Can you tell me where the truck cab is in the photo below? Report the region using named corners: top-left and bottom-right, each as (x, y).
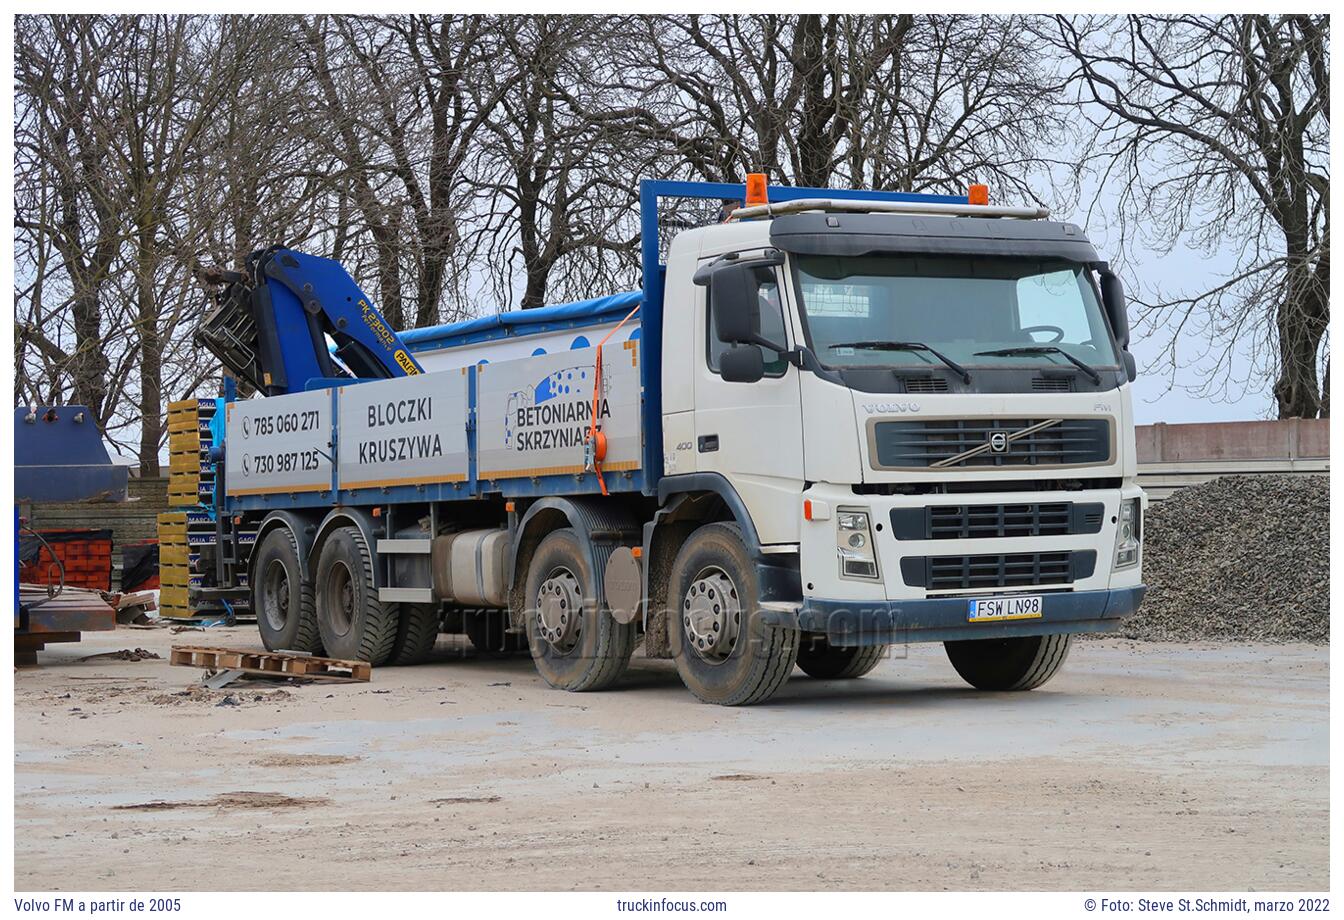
top-left (658, 197), bottom-right (1144, 676)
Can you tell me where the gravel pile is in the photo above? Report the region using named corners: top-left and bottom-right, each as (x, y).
top-left (1120, 474), bottom-right (1329, 644)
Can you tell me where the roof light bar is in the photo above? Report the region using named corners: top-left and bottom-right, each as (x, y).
top-left (726, 198), bottom-right (1049, 222)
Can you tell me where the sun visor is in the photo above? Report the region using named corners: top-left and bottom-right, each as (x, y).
top-left (769, 212), bottom-right (1100, 264)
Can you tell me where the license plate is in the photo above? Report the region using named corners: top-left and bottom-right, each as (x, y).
top-left (967, 595), bottom-right (1043, 622)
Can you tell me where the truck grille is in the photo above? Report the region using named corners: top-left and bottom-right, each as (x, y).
top-left (889, 501), bottom-right (1105, 540)
top-left (900, 550), bottom-right (1096, 589)
top-left (871, 418), bottom-right (1111, 469)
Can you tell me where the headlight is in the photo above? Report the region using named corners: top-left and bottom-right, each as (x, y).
top-left (1113, 498), bottom-right (1140, 569)
top-left (837, 509), bottom-right (879, 579)
top-left (837, 511), bottom-right (868, 530)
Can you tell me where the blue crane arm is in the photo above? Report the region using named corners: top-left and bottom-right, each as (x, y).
top-left (195, 246), bottom-right (422, 396)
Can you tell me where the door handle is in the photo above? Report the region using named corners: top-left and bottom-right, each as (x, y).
top-left (697, 435), bottom-right (719, 453)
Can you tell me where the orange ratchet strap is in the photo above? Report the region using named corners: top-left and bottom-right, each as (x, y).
top-left (588, 302), bottom-right (641, 496)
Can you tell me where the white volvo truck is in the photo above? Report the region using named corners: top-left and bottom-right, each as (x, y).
top-left (193, 178), bottom-right (1145, 705)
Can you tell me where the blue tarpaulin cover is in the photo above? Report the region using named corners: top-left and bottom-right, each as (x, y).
top-left (399, 291), bottom-right (641, 352)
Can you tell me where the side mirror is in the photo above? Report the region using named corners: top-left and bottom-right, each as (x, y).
top-left (719, 345), bottom-right (765, 383)
top-left (1122, 350), bottom-right (1137, 382)
top-left (1099, 269), bottom-right (1136, 381)
top-left (708, 264), bottom-right (762, 345)
top-left (1099, 270), bottom-right (1129, 349)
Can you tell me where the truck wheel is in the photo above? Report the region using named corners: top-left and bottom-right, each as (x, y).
top-left (668, 522), bottom-right (799, 706)
top-left (388, 603), bottom-right (440, 665)
top-left (944, 634), bottom-right (1073, 691)
top-left (795, 635), bottom-right (885, 679)
top-left (465, 610), bottom-right (526, 655)
top-left (525, 528), bottom-right (635, 691)
top-left (314, 526), bottom-right (397, 666)
top-left (253, 527), bottom-right (322, 654)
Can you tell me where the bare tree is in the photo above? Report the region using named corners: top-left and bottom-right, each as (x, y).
top-left (618, 15), bottom-right (1063, 198)
top-left (15, 16), bottom-right (133, 430)
top-left (296, 15), bottom-right (507, 327)
top-left (843, 16), bottom-right (1065, 199)
top-left (113, 16), bottom-right (268, 474)
top-left (16, 14), bottom-right (332, 468)
top-left (1049, 14), bottom-right (1329, 418)
top-left (466, 16), bottom-right (648, 308)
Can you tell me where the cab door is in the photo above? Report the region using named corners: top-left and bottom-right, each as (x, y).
top-left (692, 254), bottom-right (804, 545)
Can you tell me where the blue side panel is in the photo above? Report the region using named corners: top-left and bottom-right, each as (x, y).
top-left (228, 491), bottom-right (346, 514)
top-left (207, 398), bottom-right (225, 445)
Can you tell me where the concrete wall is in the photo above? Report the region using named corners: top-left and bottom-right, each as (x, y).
top-left (1135, 419), bottom-right (1329, 500)
top-left (1137, 418), bottom-right (1329, 463)
top-left (21, 475), bottom-right (170, 564)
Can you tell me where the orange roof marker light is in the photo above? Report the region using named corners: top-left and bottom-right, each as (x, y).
top-left (968, 183), bottom-right (990, 206)
top-left (745, 173), bottom-right (768, 207)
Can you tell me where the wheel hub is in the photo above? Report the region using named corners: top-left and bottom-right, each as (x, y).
top-left (262, 559), bottom-right (290, 632)
top-left (536, 568), bottom-right (582, 651)
top-left (683, 568), bottom-right (741, 661)
top-left (325, 561), bottom-right (354, 637)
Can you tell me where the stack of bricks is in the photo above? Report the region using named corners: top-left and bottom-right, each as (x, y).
top-left (19, 531), bottom-right (114, 593)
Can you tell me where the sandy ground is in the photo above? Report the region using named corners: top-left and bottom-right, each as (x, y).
top-left (13, 624), bottom-right (1327, 892)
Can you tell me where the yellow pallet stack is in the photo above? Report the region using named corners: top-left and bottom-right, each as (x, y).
top-left (157, 511), bottom-right (190, 618)
top-left (158, 398), bottom-right (222, 619)
top-left (167, 399), bottom-right (206, 506)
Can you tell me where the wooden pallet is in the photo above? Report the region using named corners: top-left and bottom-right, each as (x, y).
top-left (170, 645), bottom-right (371, 681)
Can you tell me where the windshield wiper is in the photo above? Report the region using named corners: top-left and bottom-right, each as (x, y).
top-left (827, 340), bottom-right (971, 384)
top-left (974, 346), bottom-right (1102, 384)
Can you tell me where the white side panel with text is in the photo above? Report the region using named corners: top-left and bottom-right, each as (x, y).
top-left (225, 391), bottom-right (332, 495)
top-left (476, 342), bottom-right (642, 481)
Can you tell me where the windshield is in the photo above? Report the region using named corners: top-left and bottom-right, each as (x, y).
top-left (795, 255), bottom-right (1120, 370)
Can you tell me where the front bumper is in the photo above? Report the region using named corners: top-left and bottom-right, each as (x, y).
top-left (797, 584), bottom-right (1146, 646)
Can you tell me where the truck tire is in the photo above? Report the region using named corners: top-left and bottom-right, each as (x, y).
top-left (314, 526), bottom-right (397, 666)
top-left (944, 633), bottom-right (1073, 691)
top-left (465, 610), bottom-right (527, 655)
top-left (253, 527), bottom-right (322, 654)
top-left (524, 528), bottom-right (635, 691)
top-left (668, 522), bottom-right (799, 706)
top-left (388, 603), bottom-right (440, 665)
top-left (795, 635), bottom-right (885, 679)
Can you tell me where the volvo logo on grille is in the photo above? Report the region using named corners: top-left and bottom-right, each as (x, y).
top-left (926, 418), bottom-right (1066, 468)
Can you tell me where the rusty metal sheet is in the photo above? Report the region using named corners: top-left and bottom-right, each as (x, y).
top-left (19, 585), bottom-right (116, 634)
